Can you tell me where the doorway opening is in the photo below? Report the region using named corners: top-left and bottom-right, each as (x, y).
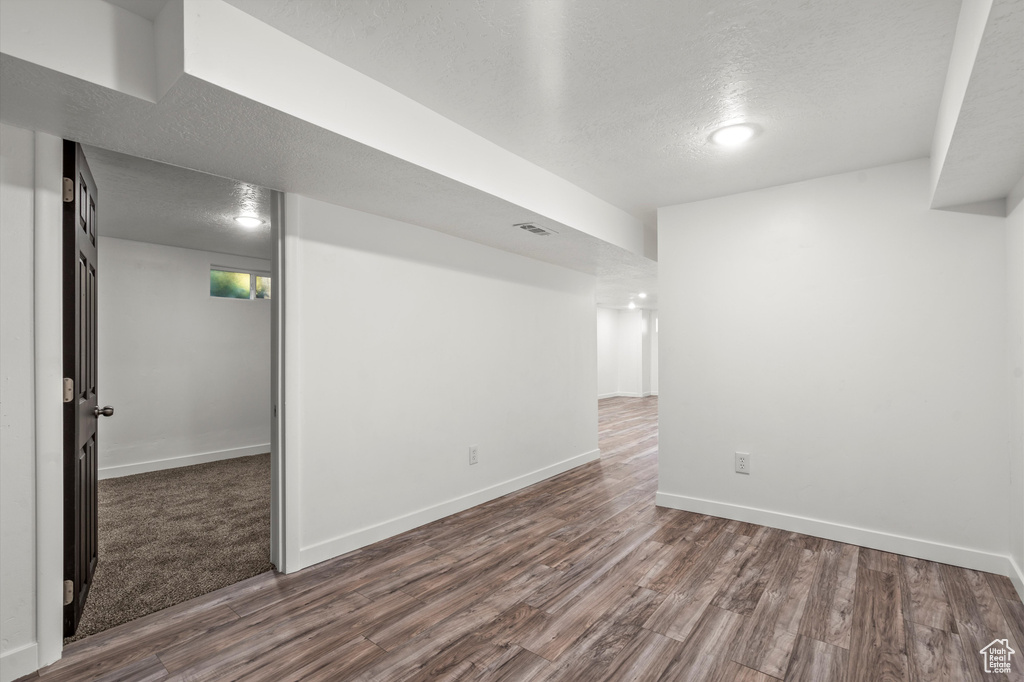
top-left (61, 141), bottom-right (283, 641)
top-left (596, 306), bottom-right (659, 401)
top-left (595, 305), bottom-right (658, 473)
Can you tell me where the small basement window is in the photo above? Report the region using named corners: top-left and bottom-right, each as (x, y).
top-left (210, 268), bottom-right (271, 300)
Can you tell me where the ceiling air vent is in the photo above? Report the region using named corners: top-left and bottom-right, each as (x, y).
top-left (515, 222), bottom-right (557, 236)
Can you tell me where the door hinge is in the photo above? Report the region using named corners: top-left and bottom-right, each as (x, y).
top-left (63, 378), bottom-right (74, 403)
top-left (63, 580), bottom-right (74, 606)
top-left (62, 177), bottom-right (74, 203)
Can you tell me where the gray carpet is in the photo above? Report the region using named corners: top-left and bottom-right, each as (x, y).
top-left (67, 453), bottom-right (274, 642)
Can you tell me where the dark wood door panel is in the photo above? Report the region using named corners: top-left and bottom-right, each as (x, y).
top-left (64, 140), bottom-right (100, 637)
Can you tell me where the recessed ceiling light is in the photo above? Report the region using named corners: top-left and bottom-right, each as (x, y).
top-left (638, 292), bottom-right (647, 299)
top-left (628, 301), bottom-right (636, 309)
top-left (234, 215), bottom-right (263, 228)
top-left (710, 123), bottom-right (759, 147)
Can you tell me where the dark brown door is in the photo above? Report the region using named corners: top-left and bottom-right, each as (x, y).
top-left (63, 140), bottom-right (107, 637)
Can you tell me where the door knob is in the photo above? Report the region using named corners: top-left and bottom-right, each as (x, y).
top-left (94, 406), bottom-right (114, 417)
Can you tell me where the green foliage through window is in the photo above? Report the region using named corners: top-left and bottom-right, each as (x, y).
top-left (255, 275), bottom-right (271, 299)
top-left (211, 269), bottom-right (271, 300)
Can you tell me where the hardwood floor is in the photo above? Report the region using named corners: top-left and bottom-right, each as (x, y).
top-left (25, 397), bottom-right (1023, 681)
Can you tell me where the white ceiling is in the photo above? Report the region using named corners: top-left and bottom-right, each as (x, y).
top-left (0, 56), bottom-right (658, 306)
top-left (83, 145), bottom-right (273, 260)
top-left (2, 0), bottom-right (1020, 310)
top-left (222, 0), bottom-right (964, 224)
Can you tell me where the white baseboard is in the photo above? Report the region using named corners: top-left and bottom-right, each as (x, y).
top-left (98, 444), bottom-right (271, 479)
top-left (656, 491), bottom-right (1016, 579)
top-left (1010, 556), bottom-right (1024, 603)
top-left (1, 642), bottom-right (38, 682)
top-left (298, 448), bottom-right (601, 570)
top-left (598, 392), bottom-right (619, 399)
top-left (598, 392), bottom-right (655, 399)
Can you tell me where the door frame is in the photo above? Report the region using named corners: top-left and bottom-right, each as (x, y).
top-left (269, 191), bottom-right (288, 571)
top-left (32, 135), bottom-right (291, 666)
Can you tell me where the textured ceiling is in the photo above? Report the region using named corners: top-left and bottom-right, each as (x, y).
top-left (4, 0), bottom-right (1015, 310)
top-left (932, 0), bottom-right (1024, 209)
top-left (83, 145), bottom-right (273, 260)
top-left (0, 57), bottom-right (654, 307)
top-left (223, 0), bottom-right (963, 224)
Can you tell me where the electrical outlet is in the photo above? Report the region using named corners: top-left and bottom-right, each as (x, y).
top-left (735, 452), bottom-right (750, 474)
top-left (469, 445), bottom-right (479, 465)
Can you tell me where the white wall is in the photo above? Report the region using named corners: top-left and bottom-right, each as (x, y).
top-left (641, 310), bottom-right (652, 397)
top-left (1008, 186), bottom-right (1024, 594)
top-left (650, 312), bottom-right (659, 396)
top-left (597, 307), bottom-right (619, 398)
top-left (658, 159), bottom-right (1012, 575)
top-left (0, 124), bottom-right (38, 681)
top-left (284, 195), bottom-right (599, 569)
top-left (597, 307), bottom-right (657, 399)
top-left (616, 310), bottom-right (643, 397)
top-left (97, 238), bottom-right (271, 478)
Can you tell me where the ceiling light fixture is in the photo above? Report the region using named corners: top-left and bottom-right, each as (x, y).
top-left (710, 123), bottom-right (759, 147)
top-left (234, 215), bottom-right (263, 228)
top-left (638, 292), bottom-right (647, 299)
top-left (628, 301), bottom-right (636, 309)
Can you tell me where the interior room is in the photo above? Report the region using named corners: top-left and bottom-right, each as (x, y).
top-left (0, 0), bottom-right (1021, 680)
top-left (597, 306), bottom-right (658, 399)
top-left (62, 146), bottom-right (275, 640)
top-left (87, 146), bottom-right (273, 482)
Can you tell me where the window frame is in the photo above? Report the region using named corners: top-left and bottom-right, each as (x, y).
top-left (210, 266), bottom-right (272, 300)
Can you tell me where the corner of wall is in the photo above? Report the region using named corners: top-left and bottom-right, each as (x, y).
top-left (658, 160), bottom-right (1015, 586)
top-left (929, 0), bottom-right (993, 204)
top-left (98, 444), bottom-right (271, 479)
top-left (154, 0), bottom-right (185, 99)
top-left (1009, 174), bottom-right (1024, 217)
top-left (1010, 556), bottom-right (1024, 603)
top-left (1006, 183), bottom-right (1024, 600)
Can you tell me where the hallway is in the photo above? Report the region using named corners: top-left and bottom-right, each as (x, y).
top-left (29, 397), bottom-right (1023, 681)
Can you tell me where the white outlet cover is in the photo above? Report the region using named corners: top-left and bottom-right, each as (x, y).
top-left (735, 452), bottom-right (750, 474)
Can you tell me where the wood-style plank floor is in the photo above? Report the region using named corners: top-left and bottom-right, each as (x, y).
top-left (25, 397), bottom-right (1023, 681)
